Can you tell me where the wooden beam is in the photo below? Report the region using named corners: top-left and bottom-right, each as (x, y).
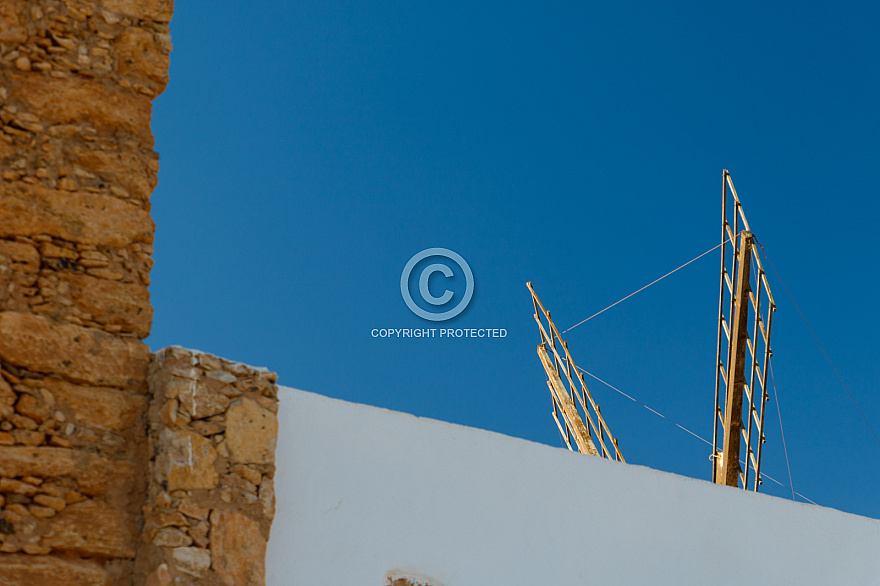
top-left (537, 344), bottom-right (599, 456)
top-left (713, 169), bottom-right (730, 483)
top-left (529, 281), bottom-right (622, 461)
top-left (718, 230), bottom-right (753, 487)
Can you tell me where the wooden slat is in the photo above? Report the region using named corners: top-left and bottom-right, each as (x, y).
top-left (548, 339), bottom-right (615, 460)
top-left (529, 282), bottom-right (623, 462)
top-left (727, 174), bottom-right (752, 233)
top-left (725, 224), bottom-right (737, 252)
top-left (756, 313), bottom-right (769, 345)
top-left (538, 298), bottom-right (620, 461)
top-left (753, 308), bottom-right (774, 491)
top-left (550, 399), bottom-right (573, 451)
top-left (761, 272), bottom-right (776, 307)
top-left (749, 289), bottom-right (759, 313)
top-left (718, 363), bottom-right (728, 387)
top-left (571, 368), bottom-right (621, 461)
top-left (714, 174), bottom-right (728, 484)
top-left (538, 345), bottom-right (599, 456)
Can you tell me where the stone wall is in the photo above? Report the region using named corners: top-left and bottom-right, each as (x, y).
top-left (139, 348), bottom-right (278, 585)
top-left (0, 1), bottom-right (170, 583)
top-left (0, 0), bottom-right (167, 337)
top-left (0, 1), bottom-right (280, 584)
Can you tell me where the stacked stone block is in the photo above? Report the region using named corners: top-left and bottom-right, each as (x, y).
top-left (0, 0), bottom-right (167, 338)
top-left (0, 1), bottom-right (171, 583)
top-left (0, 1), bottom-right (282, 583)
top-left (0, 318), bottom-right (149, 567)
top-left (139, 347), bottom-right (278, 586)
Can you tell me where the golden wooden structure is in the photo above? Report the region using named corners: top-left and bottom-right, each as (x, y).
top-left (713, 170), bottom-right (776, 490)
top-left (528, 282), bottom-right (624, 462)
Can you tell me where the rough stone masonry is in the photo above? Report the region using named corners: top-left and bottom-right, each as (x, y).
top-left (0, 1), bottom-right (279, 584)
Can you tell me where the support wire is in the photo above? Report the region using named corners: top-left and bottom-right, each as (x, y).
top-left (562, 239), bottom-right (729, 334)
top-left (754, 239), bottom-right (880, 452)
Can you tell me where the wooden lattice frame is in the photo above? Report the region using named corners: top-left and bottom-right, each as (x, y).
top-left (528, 282), bottom-right (624, 462)
top-left (713, 170), bottom-right (776, 491)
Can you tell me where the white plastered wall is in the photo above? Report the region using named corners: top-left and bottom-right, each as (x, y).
top-left (267, 387), bottom-right (880, 585)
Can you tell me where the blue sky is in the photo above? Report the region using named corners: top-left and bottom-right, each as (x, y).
top-left (148, 2), bottom-right (879, 518)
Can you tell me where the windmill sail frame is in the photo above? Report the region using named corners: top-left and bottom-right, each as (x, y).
top-left (528, 282), bottom-right (625, 462)
top-left (713, 170), bottom-right (776, 491)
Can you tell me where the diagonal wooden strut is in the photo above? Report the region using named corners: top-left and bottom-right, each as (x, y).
top-left (537, 344), bottom-right (599, 456)
top-left (528, 281), bottom-right (624, 462)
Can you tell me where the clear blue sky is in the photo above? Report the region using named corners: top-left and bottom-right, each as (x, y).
top-left (148, 2), bottom-right (879, 518)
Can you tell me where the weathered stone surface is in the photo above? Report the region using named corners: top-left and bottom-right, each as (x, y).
top-left (177, 382), bottom-right (231, 420)
top-left (231, 464), bottom-right (262, 487)
top-left (0, 1), bottom-right (27, 46)
top-left (72, 146), bottom-right (157, 203)
top-left (156, 428), bottom-right (218, 491)
top-left (259, 476), bottom-right (275, 520)
top-left (171, 546), bottom-right (212, 578)
top-left (190, 420), bottom-right (224, 436)
top-left (5, 502), bottom-right (28, 515)
top-left (177, 500), bottom-right (209, 521)
top-left (102, 0), bottom-right (174, 22)
top-left (143, 350), bottom-right (279, 585)
top-left (9, 414), bottom-right (37, 430)
top-left (206, 369), bottom-right (237, 384)
top-left (59, 273), bottom-right (153, 339)
top-left (188, 520), bottom-right (210, 548)
top-left (39, 243), bottom-right (79, 261)
top-left (43, 378), bottom-right (147, 434)
top-left (144, 563), bottom-right (171, 586)
top-left (0, 372), bottom-right (14, 419)
top-left (0, 0), bottom-right (171, 579)
top-left (41, 500), bottom-right (138, 558)
top-left (6, 71), bottom-right (154, 142)
top-left (0, 140), bottom-right (14, 161)
top-left (29, 503), bottom-right (57, 518)
top-left (226, 398), bottom-right (277, 465)
top-left (162, 377), bottom-right (194, 399)
top-left (152, 527), bottom-right (192, 547)
top-left (116, 27), bottom-right (171, 93)
top-left (0, 553), bottom-right (113, 586)
top-left (0, 447), bottom-right (134, 498)
top-left (14, 390), bottom-right (53, 423)
top-left (153, 511), bottom-right (187, 529)
top-left (157, 398), bottom-right (181, 426)
top-left (0, 183), bottom-right (154, 246)
top-left (0, 241), bottom-right (40, 273)
top-left (210, 509), bottom-right (266, 586)
top-left (12, 429), bottom-right (45, 446)
top-left (0, 477), bottom-right (39, 495)
top-left (0, 312), bottom-right (150, 389)
top-left (34, 494), bottom-right (67, 512)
